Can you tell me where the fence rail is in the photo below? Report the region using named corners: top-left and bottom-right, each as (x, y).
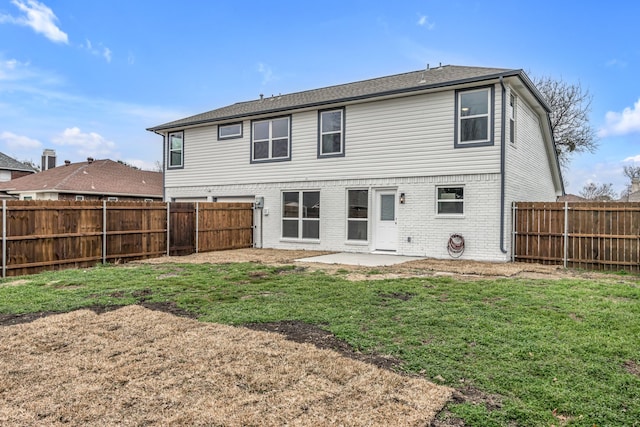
top-left (513, 202), bottom-right (640, 272)
top-left (0, 201), bottom-right (253, 277)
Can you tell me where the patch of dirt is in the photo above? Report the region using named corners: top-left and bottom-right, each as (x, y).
top-left (624, 360), bottom-right (640, 377)
top-left (245, 321), bottom-right (401, 372)
top-left (379, 291), bottom-right (415, 301)
top-left (0, 306), bottom-right (452, 426)
top-left (431, 386), bottom-right (503, 427)
top-left (132, 248), bottom-right (638, 283)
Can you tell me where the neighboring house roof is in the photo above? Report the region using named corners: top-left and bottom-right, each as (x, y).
top-left (0, 159), bottom-right (162, 198)
top-left (557, 194), bottom-right (589, 202)
top-left (0, 152), bottom-right (37, 173)
top-left (149, 65), bottom-right (547, 131)
top-left (628, 191), bottom-right (640, 202)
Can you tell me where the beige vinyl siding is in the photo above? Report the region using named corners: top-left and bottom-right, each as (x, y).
top-left (164, 87), bottom-right (502, 189)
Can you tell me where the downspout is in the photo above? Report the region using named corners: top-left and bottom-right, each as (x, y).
top-left (499, 77), bottom-right (508, 254)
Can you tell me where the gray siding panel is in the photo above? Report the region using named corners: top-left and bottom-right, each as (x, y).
top-left (165, 88), bottom-right (502, 189)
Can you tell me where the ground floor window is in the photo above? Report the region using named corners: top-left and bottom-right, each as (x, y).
top-left (437, 187), bottom-right (464, 214)
top-left (347, 189), bottom-right (368, 240)
top-left (282, 191), bottom-right (320, 239)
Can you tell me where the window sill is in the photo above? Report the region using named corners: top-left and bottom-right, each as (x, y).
top-left (280, 238), bottom-right (321, 244)
top-left (345, 240), bottom-right (369, 246)
top-left (435, 214), bottom-right (466, 219)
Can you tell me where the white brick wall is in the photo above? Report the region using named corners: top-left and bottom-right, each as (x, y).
top-left (166, 173), bottom-right (508, 261)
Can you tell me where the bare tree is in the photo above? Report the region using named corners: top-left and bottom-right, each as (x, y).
top-left (20, 159), bottom-right (41, 172)
top-left (532, 76), bottom-right (597, 167)
top-left (579, 182), bottom-right (617, 201)
top-left (620, 165), bottom-right (640, 200)
top-left (623, 165), bottom-right (640, 181)
top-left (154, 160), bottom-right (163, 172)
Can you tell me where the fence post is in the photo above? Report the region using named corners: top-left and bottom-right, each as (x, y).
top-left (511, 202), bottom-right (516, 262)
top-left (166, 202), bottom-right (170, 256)
top-left (563, 201), bottom-right (568, 268)
top-left (2, 200), bottom-right (5, 278)
top-left (195, 202), bottom-right (199, 253)
top-left (102, 200), bottom-right (107, 264)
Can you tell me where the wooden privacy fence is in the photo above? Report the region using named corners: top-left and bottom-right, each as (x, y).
top-left (1, 201), bottom-right (253, 277)
top-left (513, 202), bottom-right (640, 272)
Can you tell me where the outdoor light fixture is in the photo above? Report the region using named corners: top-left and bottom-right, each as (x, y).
top-left (400, 193), bottom-right (406, 204)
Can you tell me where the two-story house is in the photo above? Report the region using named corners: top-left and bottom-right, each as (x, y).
top-left (148, 65), bottom-right (563, 261)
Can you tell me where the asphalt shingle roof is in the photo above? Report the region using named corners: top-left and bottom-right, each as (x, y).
top-left (0, 152), bottom-right (37, 172)
top-left (148, 65), bottom-right (521, 131)
top-left (0, 159), bottom-right (162, 197)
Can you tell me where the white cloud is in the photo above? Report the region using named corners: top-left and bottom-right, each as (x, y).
top-left (257, 62), bottom-right (275, 85)
top-left (0, 131), bottom-right (42, 149)
top-left (599, 98), bottom-right (640, 137)
top-left (103, 47), bottom-right (112, 63)
top-left (52, 127), bottom-right (117, 158)
top-left (81, 39), bottom-right (113, 63)
top-left (127, 52), bottom-right (135, 65)
top-left (417, 14), bottom-right (435, 30)
top-left (605, 58), bottom-right (627, 68)
top-left (624, 155), bottom-right (640, 162)
top-left (0, 0), bottom-right (68, 44)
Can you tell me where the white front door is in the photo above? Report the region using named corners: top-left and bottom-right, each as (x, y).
top-left (374, 190), bottom-right (397, 251)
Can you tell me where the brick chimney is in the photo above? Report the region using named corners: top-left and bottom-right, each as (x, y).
top-left (41, 149), bottom-right (56, 171)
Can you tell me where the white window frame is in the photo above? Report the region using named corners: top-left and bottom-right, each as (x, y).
top-left (75, 195), bottom-right (85, 201)
top-left (107, 197), bottom-right (118, 201)
top-left (281, 190), bottom-right (320, 240)
top-left (318, 108), bottom-right (344, 157)
top-left (455, 87), bottom-right (493, 147)
top-left (167, 131), bottom-right (184, 168)
top-left (346, 189), bottom-right (368, 242)
top-left (436, 186), bottom-right (464, 215)
top-left (251, 116), bottom-right (291, 163)
top-left (218, 122), bottom-right (243, 140)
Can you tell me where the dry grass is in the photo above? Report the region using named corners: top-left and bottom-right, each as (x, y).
top-left (0, 305), bottom-right (452, 426)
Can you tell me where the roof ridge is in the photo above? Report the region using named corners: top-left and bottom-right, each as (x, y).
top-left (148, 65), bottom-right (518, 131)
top-left (55, 161), bottom-right (92, 189)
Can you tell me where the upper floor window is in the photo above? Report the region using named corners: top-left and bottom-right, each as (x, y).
top-left (251, 117), bottom-right (291, 163)
top-left (218, 122), bottom-right (243, 140)
top-left (318, 108), bottom-right (344, 157)
top-left (509, 93), bottom-right (516, 144)
top-left (167, 131), bottom-right (184, 168)
top-left (455, 87), bottom-right (494, 147)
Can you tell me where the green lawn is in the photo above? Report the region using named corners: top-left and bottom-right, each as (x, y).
top-left (1, 262), bottom-right (638, 426)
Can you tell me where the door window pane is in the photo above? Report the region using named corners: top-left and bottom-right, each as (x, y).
top-left (380, 194), bottom-right (395, 221)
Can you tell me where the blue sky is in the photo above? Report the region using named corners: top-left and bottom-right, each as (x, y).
top-left (1, 0), bottom-right (639, 195)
